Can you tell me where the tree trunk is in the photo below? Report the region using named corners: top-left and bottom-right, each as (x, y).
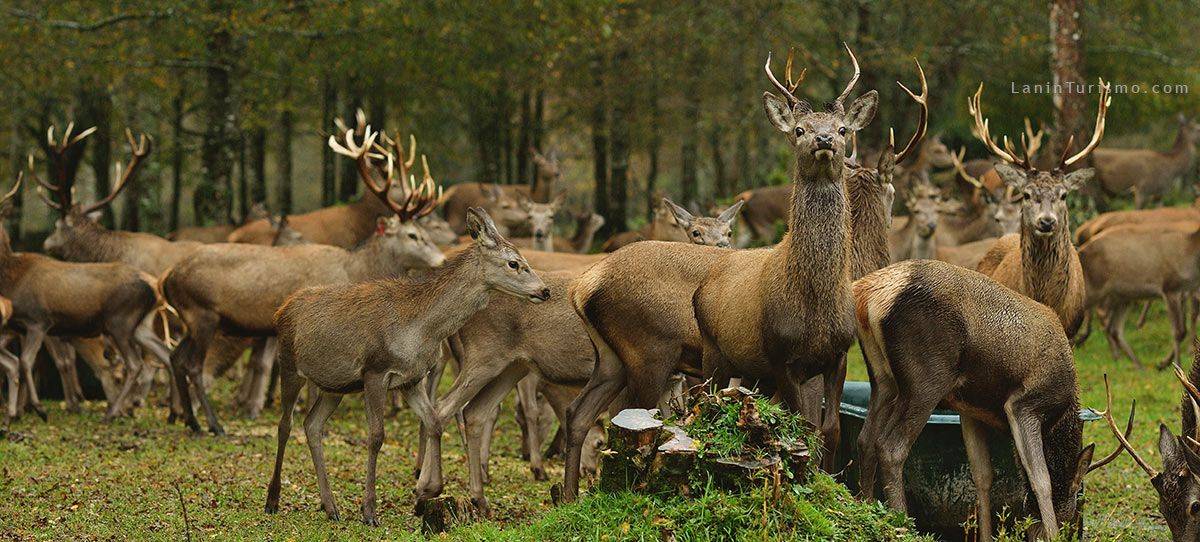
top-left (278, 107), bottom-right (294, 214)
top-left (7, 122), bottom-right (23, 243)
top-left (518, 90), bottom-right (532, 185)
top-left (79, 85), bottom-right (113, 228)
top-left (248, 127), bottom-right (267, 209)
top-left (609, 28), bottom-right (634, 233)
top-left (169, 90), bottom-right (185, 231)
top-left (589, 55), bottom-right (610, 234)
top-left (338, 77), bottom-right (363, 202)
top-left (709, 125), bottom-right (729, 199)
top-left (196, 0), bottom-right (236, 226)
top-left (532, 89), bottom-right (546, 152)
top-left (1049, 0), bottom-right (1087, 166)
top-left (320, 76), bottom-right (337, 206)
top-left (646, 95), bottom-right (661, 222)
top-left (236, 131), bottom-right (248, 222)
top-left (369, 93), bottom-right (387, 136)
top-left (681, 114), bottom-right (699, 207)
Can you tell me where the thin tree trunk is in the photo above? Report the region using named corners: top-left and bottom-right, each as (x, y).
top-left (589, 56), bottom-right (610, 232)
top-left (278, 107), bottom-right (294, 214)
top-left (79, 86), bottom-right (113, 228)
top-left (7, 122), bottom-right (22, 243)
top-left (369, 93), bottom-right (387, 136)
top-left (169, 90), bottom-right (184, 231)
top-left (1049, 0), bottom-right (1088, 165)
top-left (320, 76), bottom-right (336, 206)
top-left (236, 131), bottom-right (248, 222)
top-left (248, 127), bottom-right (267, 208)
top-left (196, 0), bottom-right (236, 226)
top-left (518, 90), bottom-right (532, 186)
top-left (709, 124), bottom-right (729, 199)
top-left (681, 114), bottom-right (699, 207)
top-left (338, 77), bottom-right (363, 202)
top-left (532, 89), bottom-right (546, 151)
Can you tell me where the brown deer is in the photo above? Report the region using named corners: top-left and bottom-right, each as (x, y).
top-left (602, 197), bottom-right (743, 251)
top-left (0, 174), bottom-right (165, 421)
top-left (513, 192), bottom-right (567, 252)
top-left (439, 148), bottom-right (561, 236)
top-left (1092, 113), bottom-right (1200, 208)
top-left (162, 127), bottom-right (445, 434)
top-left (169, 202), bottom-right (271, 243)
top-left (970, 81), bottom-right (1111, 336)
top-left (1098, 364), bottom-right (1200, 542)
top-left (946, 147), bottom-right (1023, 243)
top-left (1077, 221), bottom-right (1200, 369)
top-left (1075, 205), bottom-right (1200, 247)
top-left (265, 207), bottom-right (549, 526)
top-left (561, 50), bottom-right (924, 500)
top-left (854, 259), bottom-right (1104, 540)
top-left (888, 178), bottom-right (957, 262)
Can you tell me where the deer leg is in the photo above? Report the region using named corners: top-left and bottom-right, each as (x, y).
top-left (0, 343), bottom-right (19, 423)
top-left (18, 326), bottom-right (47, 421)
top-left (243, 338), bottom-right (277, 420)
top-left (106, 335), bottom-right (148, 420)
top-left (516, 374), bottom-right (549, 481)
top-left (186, 320), bottom-right (225, 435)
top-left (1004, 401), bottom-right (1058, 538)
top-left (478, 401), bottom-right (500, 485)
top-left (169, 337), bottom-right (204, 434)
top-left (44, 338), bottom-right (80, 414)
top-left (818, 355), bottom-right (848, 471)
top-left (1160, 292), bottom-right (1186, 370)
top-left (1106, 302), bottom-right (1142, 368)
top-left (960, 416), bottom-right (995, 541)
top-left (134, 318), bottom-right (176, 418)
top-left (562, 341), bottom-right (627, 502)
top-left (304, 390), bottom-right (344, 521)
top-left (1135, 300), bottom-right (1153, 329)
top-left (75, 338), bottom-right (120, 405)
top-left (361, 374), bottom-right (389, 526)
top-left (400, 374), bottom-right (442, 515)
top-left (235, 340), bottom-right (263, 410)
top-left (462, 363), bottom-right (527, 517)
top-left (264, 350), bottom-right (302, 515)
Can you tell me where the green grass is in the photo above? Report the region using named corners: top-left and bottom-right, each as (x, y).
top-left (0, 304), bottom-right (1183, 540)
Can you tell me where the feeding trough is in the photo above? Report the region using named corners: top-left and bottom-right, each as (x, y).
top-left (834, 381), bottom-right (1101, 540)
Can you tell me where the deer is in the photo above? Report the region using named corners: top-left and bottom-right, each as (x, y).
top-left (265, 207), bottom-right (550, 526)
top-left (162, 126), bottom-right (445, 434)
top-left (1075, 221), bottom-right (1200, 369)
top-left (439, 147), bottom-right (562, 235)
top-left (0, 173), bottom-right (167, 421)
top-left (888, 178), bottom-right (957, 262)
top-left (853, 259), bottom-right (1111, 541)
top-left (512, 192), bottom-right (567, 252)
top-left (170, 202), bottom-right (271, 243)
top-left (1092, 113), bottom-right (1200, 209)
top-left (602, 197), bottom-right (743, 252)
top-left (945, 147), bottom-right (1023, 243)
top-left (1075, 205), bottom-right (1200, 247)
top-left (1098, 362), bottom-right (1200, 542)
top-left (561, 49), bottom-right (925, 500)
top-left (970, 80), bottom-right (1111, 337)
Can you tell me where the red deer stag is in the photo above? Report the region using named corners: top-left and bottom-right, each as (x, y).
top-left (162, 126), bottom-right (445, 434)
top-left (971, 81), bottom-right (1111, 336)
top-left (854, 259), bottom-right (1105, 540)
top-left (265, 208), bottom-right (549, 525)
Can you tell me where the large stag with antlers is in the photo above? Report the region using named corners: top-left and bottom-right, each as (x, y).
top-left (561, 48), bottom-right (926, 500)
top-left (161, 126), bottom-right (445, 434)
top-left (854, 259), bottom-right (1110, 540)
top-left (971, 81), bottom-right (1111, 336)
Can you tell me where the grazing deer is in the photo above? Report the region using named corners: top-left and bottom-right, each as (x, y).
top-left (970, 81), bottom-right (1111, 336)
top-left (1099, 363), bottom-right (1200, 542)
top-left (1092, 113), bottom-right (1200, 208)
top-left (162, 127), bottom-right (445, 434)
top-left (170, 202), bottom-right (271, 243)
top-left (854, 259), bottom-right (1104, 540)
top-left (439, 148), bottom-right (561, 235)
top-left (888, 178), bottom-right (957, 262)
top-left (1, 174), bottom-right (165, 421)
top-left (602, 197), bottom-right (743, 251)
top-left (1077, 221), bottom-right (1200, 369)
top-left (265, 207), bottom-right (549, 525)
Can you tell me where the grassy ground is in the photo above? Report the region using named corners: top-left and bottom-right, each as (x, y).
top-left (0, 305), bottom-right (1182, 540)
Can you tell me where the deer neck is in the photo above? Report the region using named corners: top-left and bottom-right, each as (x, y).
top-left (845, 169), bottom-right (892, 279)
top-left (912, 231), bottom-right (937, 260)
top-left (772, 160), bottom-right (851, 310)
top-left (55, 223), bottom-right (125, 263)
top-left (534, 233), bottom-right (554, 252)
top-left (408, 248), bottom-right (492, 342)
top-left (1019, 218), bottom-right (1072, 307)
top-left (1168, 127), bottom-right (1197, 171)
top-left (345, 236), bottom-right (407, 281)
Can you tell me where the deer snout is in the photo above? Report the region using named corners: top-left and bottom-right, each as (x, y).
top-left (534, 229), bottom-right (546, 240)
top-left (529, 287), bottom-right (551, 303)
top-left (814, 134), bottom-right (835, 149)
top-left (1035, 215), bottom-right (1057, 234)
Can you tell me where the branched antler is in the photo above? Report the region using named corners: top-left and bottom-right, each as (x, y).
top-left (329, 126), bottom-right (440, 222)
top-left (79, 129), bottom-right (152, 216)
top-left (1096, 373), bottom-right (1158, 477)
top-left (833, 43), bottom-right (860, 114)
top-left (1058, 78), bottom-right (1112, 170)
top-left (891, 59), bottom-right (928, 165)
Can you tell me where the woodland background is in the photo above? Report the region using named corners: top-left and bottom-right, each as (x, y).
top-left (0, 1), bottom-right (1196, 244)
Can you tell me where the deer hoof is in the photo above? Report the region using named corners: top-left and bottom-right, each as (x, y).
top-left (209, 425), bottom-right (226, 437)
top-left (34, 407), bottom-right (48, 423)
top-left (325, 507), bottom-right (341, 522)
top-left (470, 497), bottom-right (492, 518)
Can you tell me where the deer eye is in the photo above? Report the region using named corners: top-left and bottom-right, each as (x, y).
top-left (408, 233), bottom-right (418, 241)
top-left (1190, 501), bottom-right (1200, 515)
top-left (794, 127), bottom-right (805, 137)
top-left (507, 260), bottom-right (519, 270)
top-left (692, 230), bottom-right (701, 237)
top-left (838, 126), bottom-right (847, 136)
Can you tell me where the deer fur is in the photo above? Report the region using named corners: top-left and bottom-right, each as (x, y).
top-left (1075, 205), bottom-right (1200, 247)
top-left (1092, 114), bottom-right (1200, 208)
top-left (1078, 221), bottom-right (1200, 369)
top-left (170, 203), bottom-right (271, 243)
top-left (854, 259), bottom-right (1095, 540)
top-left (935, 237), bottom-right (1000, 270)
top-left (888, 180), bottom-right (951, 262)
top-left (265, 208), bottom-right (549, 525)
top-left (440, 149), bottom-right (560, 235)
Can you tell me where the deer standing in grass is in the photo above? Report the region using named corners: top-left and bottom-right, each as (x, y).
top-left (265, 207), bottom-right (550, 526)
top-left (1092, 113), bottom-right (1200, 209)
top-left (162, 126), bottom-right (445, 434)
top-left (971, 81), bottom-right (1111, 337)
top-left (854, 259), bottom-right (1108, 540)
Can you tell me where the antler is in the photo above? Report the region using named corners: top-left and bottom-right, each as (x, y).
top-left (833, 43), bottom-right (860, 113)
top-left (1096, 373), bottom-right (1159, 477)
top-left (967, 84), bottom-right (1026, 167)
top-left (891, 59), bottom-right (928, 164)
top-left (1059, 78), bottom-right (1112, 169)
top-left (1174, 362), bottom-right (1200, 442)
top-left (1, 172), bottom-right (22, 208)
top-left (36, 123), bottom-right (98, 211)
top-left (329, 127), bottom-right (440, 222)
top-left (79, 129), bottom-right (152, 216)
top-left (950, 147), bottom-right (985, 190)
top-left (764, 50), bottom-right (809, 112)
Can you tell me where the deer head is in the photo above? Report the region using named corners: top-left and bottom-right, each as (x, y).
top-left (661, 196), bottom-right (742, 248)
top-left (418, 213), bottom-right (459, 246)
top-left (904, 179), bottom-right (950, 240)
top-left (481, 185), bottom-right (530, 233)
top-left (518, 191), bottom-right (565, 248)
top-left (268, 214), bottom-right (307, 247)
top-left (465, 207), bottom-right (549, 303)
top-left (921, 135), bottom-right (955, 169)
top-left (968, 81), bottom-right (1110, 239)
top-left (762, 45), bottom-right (879, 180)
top-left (531, 148), bottom-right (563, 191)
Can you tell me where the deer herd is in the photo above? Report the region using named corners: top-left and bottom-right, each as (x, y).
top-left (2, 46), bottom-right (1200, 540)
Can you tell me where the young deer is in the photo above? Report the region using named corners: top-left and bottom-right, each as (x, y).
top-left (971, 81), bottom-right (1111, 336)
top-left (265, 208), bottom-right (549, 526)
top-left (163, 127), bottom-right (445, 434)
top-left (854, 259), bottom-right (1104, 540)
top-left (513, 192), bottom-right (567, 252)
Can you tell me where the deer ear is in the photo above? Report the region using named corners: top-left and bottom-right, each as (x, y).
top-left (466, 207), bottom-right (500, 248)
top-left (1063, 168), bottom-right (1095, 192)
top-left (1161, 424), bottom-right (1185, 468)
top-left (843, 90), bottom-right (879, 132)
top-left (1069, 443), bottom-right (1095, 496)
top-left (516, 191), bottom-right (534, 212)
top-left (717, 199), bottom-right (744, 225)
top-left (483, 184), bottom-right (502, 202)
top-left (662, 197), bottom-right (695, 228)
top-left (993, 163), bottom-right (1028, 191)
top-left (763, 92), bottom-right (795, 133)
top-left (551, 192), bottom-right (566, 209)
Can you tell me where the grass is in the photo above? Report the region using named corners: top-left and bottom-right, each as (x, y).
top-left (0, 303), bottom-right (1184, 540)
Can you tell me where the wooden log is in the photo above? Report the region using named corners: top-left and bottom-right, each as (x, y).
top-left (598, 408), bottom-right (664, 492)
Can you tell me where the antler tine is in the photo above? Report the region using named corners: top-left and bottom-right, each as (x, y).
top-left (1173, 362), bottom-right (1200, 441)
top-left (784, 47), bottom-right (805, 94)
top-left (1, 172), bottom-right (22, 206)
top-left (35, 186), bottom-right (61, 211)
top-left (951, 147), bottom-right (985, 189)
top-left (1089, 398), bottom-right (1137, 473)
top-left (26, 153), bottom-right (60, 193)
top-left (71, 126), bottom-right (98, 146)
top-left (1024, 118), bottom-right (1045, 158)
top-left (893, 59), bottom-right (928, 164)
top-left (834, 43), bottom-right (861, 112)
top-left (1097, 373), bottom-right (1159, 477)
top-left (764, 52), bottom-right (801, 108)
top-left (967, 83), bottom-right (1019, 164)
top-left (80, 131), bottom-right (153, 216)
top-left (1062, 78), bottom-right (1112, 167)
